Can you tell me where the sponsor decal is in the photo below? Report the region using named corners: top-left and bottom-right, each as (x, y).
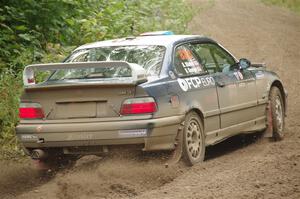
top-left (21, 134), bottom-right (38, 141)
top-left (176, 46), bottom-right (203, 74)
top-left (233, 71), bottom-right (244, 80)
top-left (238, 71), bottom-right (244, 80)
top-left (178, 49), bottom-right (193, 60)
top-left (118, 129), bottom-right (147, 138)
top-left (177, 76), bottom-right (215, 91)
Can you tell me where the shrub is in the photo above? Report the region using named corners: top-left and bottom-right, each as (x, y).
top-left (0, 69), bottom-right (23, 158)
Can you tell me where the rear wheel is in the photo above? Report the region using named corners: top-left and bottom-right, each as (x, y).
top-left (182, 112), bottom-right (205, 166)
top-left (269, 86), bottom-right (285, 140)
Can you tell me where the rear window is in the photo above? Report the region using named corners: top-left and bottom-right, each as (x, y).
top-left (48, 45), bottom-right (165, 81)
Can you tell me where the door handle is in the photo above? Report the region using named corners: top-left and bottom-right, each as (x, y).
top-left (216, 81), bottom-right (225, 87)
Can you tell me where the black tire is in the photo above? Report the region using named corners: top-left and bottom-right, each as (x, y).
top-left (182, 112), bottom-right (205, 166)
top-left (269, 86), bottom-right (285, 141)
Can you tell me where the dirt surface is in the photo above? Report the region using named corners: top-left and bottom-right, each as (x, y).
top-left (1, 0), bottom-right (300, 198)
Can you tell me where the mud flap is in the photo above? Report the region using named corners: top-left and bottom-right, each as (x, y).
top-left (264, 100), bottom-right (273, 138)
top-left (165, 122), bottom-right (184, 166)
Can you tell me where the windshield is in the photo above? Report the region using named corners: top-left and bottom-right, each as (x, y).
top-left (48, 45), bottom-right (165, 81)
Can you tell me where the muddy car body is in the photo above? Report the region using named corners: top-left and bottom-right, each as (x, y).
top-left (16, 32), bottom-right (287, 165)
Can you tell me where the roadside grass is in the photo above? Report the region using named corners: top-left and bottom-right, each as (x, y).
top-left (262, 0), bottom-right (300, 13)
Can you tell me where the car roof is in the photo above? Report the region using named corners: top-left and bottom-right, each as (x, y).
top-left (75, 35), bottom-right (214, 51)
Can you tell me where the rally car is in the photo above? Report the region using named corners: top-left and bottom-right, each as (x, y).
top-left (16, 31), bottom-right (287, 166)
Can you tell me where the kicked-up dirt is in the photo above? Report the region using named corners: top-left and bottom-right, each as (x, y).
top-left (1, 0), bottom-right (300, 198)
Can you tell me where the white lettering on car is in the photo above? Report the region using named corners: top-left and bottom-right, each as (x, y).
top-left (206, 77), bottom-right (213, 85)
top-left (178, 78), bottom-right (189, 92)
top-left (118, 129), bottom-right (147, 138)
top-left (177, 76), bottom-right (215, 91)
top-left (233, 71), bottom-right (244, 80)
top-left (186, 78), bottom-right (193, 88)
top-left (201, 78), bottom-right (208, 86)
top-left (21, 134), bottom-right (38, 140)
top-left (191, 77), bottom-right (199, 88)
top-left (195, 77), bottom-right (202, 87)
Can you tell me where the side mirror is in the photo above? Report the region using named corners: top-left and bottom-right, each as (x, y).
top-left (239, 58), bottom-right (251, 70)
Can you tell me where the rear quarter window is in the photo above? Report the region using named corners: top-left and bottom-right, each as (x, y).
top-left (174, 44), bottom-right (206, 76)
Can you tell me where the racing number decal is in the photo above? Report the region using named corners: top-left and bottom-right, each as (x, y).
top-left (177, 48), bottom-right (203, 74)
top-left (178, 76), bottom-right (215, 92)
top-left (178, 49), bottom-right (193, 60)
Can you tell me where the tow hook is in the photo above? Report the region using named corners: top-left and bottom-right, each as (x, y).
top-left (37, 138), bottom-right (45, 143)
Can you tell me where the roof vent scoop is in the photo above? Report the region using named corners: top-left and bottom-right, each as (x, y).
top-left (140, 31), bottom-right (174, 36)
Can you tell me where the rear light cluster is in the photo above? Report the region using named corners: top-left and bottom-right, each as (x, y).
top-left (19, 103), bottom-right (44, 119)
top-left (120, 97), bottom-right (157, 115)
top-left (19, 98), bottom-right (157, 119)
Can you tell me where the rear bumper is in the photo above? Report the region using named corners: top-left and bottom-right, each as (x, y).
top-left (16, 115), bottom-right (184, 152)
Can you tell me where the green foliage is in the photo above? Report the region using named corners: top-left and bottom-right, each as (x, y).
top-left (73, 0), bottom-right (193, 43)
top-left (0, 71), bottom-right (20, 134)
top-left (0, 69), bottom-right (24, 158)
top-left (0, 0), bottom-right (193, 158)
top-left (262, 0), bottom-right (300, 13)
top-left (0, 0), bottom-right (193, 71)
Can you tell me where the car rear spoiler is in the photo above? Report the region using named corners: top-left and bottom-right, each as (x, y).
top-left (23, 61), bottom-right (147, 87)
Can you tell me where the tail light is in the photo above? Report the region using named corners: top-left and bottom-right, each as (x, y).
top-left (19, 103), bottom-right (44, 119)
top-left (120, 97), bottom-right (157, 115)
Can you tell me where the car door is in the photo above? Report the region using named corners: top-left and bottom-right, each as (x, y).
top-left (192, 42), bottom-right (258, 132)
top-left (166, 42), bottom-right (220, 144)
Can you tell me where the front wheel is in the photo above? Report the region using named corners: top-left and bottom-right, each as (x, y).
top-left (182, 112), bottom-right (205, 166)
top-left (269, 86), bottom-right (285, 140)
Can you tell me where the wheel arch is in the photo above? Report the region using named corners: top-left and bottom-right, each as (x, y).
top-left (187, 108), bottom-right (205, 126)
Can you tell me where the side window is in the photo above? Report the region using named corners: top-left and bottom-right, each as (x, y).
top-left (174, 44), bottom-right (205, 76)
top-left (211, 45), bottom-right (236, 73)
top-left (192, 44), bottom-right (217, 74)
top-left (192, 43), bottom-right (236, 74)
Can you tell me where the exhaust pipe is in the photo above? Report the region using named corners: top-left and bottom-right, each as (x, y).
top-left (31, 149), bottom-right (47, 160)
